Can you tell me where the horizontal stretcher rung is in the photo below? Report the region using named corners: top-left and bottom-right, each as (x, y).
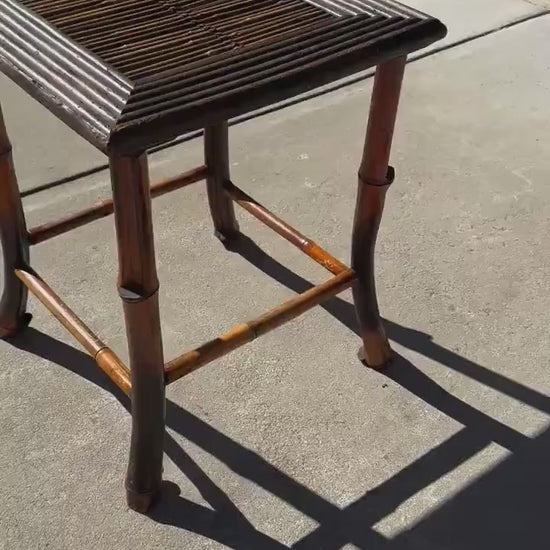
top-left (15, 268), bottom-right (131, 395)
top-left (27, 165), bottom-right (208, 245)
top-left (165, 268), bottom-right (356, 384)
top-left (224, 180), bottom-right (348, 275)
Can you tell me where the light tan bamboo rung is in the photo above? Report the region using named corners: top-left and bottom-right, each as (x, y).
top-left (15, 268), bottom-right (131, 395)
top-left (27, 165), bottom-right (208, 245)
top-left (224, 181), bottom-right (348, 275)
top-left (165, 268), bottom-right (356, 384)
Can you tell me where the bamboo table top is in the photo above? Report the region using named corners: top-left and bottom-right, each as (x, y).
top-left (0, 0), bottom-right (445, 153)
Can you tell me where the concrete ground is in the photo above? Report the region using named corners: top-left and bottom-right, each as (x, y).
top-left (1, 2), bottom-right (550, 549)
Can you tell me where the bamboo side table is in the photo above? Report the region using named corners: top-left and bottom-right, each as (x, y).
top-left (0, 0), bottom-right (446, 512)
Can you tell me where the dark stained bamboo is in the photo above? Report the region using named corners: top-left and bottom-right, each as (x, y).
top-left (165, 268), bottom-right (356, 384)
top-left (16, 268), bottom-right (103, 354)
top-left (110, 152), bottom-right (165, 514)
top-left (204, 122), bottom-right (240, 244)
top-left (14, 267), bottom-right (131, 395)
top-left (225, 180), bottom-right (348, 275)
top-left (27, 165), bottom-right (208, 245)
top-left (0, 104), bottom-right (29, 337)
top-left (352, 56), bottom-right (406, 368)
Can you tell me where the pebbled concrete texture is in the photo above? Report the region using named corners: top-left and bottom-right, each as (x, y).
top-left (1, 7), bottom-right (550, 550)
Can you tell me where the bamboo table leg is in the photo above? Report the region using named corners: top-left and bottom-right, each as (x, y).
top-left (0, 104), bottom-right (29, 337)
top-left (204, 121), bottom-right (240, 244)
top-left (110, 153), bottom-right (165, 513)
top-left (352, 56), bottom-right (406, 368)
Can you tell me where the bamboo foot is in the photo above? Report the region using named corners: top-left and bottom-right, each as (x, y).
top-left (357, 331), bottom-right (393, 370)
top-left (0, 312), bottom-right (32, 339)
top-left (213, 228), bottom-right (241, 248)
top-left (126, 487), bottom-right (159, 514)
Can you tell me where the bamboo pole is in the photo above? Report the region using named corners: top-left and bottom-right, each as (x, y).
top-left (165, 268), bottom-right (356, 384)
top-left (27, 165), bottom-right (208, 245)
top-left (205, 122), bottom-right (239, 243)
top-left (15, 268), bottom-right (131, 395)
top-left (110, 152), bottom-right (165, 514)
top-left (225, 181), bottom-right (348, 275)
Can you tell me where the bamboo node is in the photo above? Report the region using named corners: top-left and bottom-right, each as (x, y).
top-left (358, 165), bottom-right (395, 187)
top-left (118, 284), bottom-right (160, 304)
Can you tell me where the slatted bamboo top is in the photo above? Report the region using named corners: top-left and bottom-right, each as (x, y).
top-left (0, 0), bottom-right (446, 152)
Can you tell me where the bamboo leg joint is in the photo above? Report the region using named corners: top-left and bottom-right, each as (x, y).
top-left (118, 285), bottom-right (160, 304)
top-left (358, 165), bottom-right (395, 188)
